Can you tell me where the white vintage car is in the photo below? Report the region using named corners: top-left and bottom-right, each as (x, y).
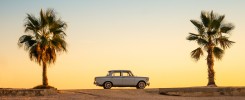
top-left (94, 70), bottom-right (150, 89)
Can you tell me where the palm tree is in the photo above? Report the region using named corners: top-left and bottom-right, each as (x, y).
top-left (18, 9), bottom-right (67, 88)
top-left (187, 11), bottom-right (234, 87)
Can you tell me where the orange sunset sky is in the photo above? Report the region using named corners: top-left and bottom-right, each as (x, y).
top-left (0, 0), bottom-right (245, 89)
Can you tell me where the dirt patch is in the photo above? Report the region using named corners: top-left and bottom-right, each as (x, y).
top-left (0, 88), bottom-right (57, 96)
top-left (159, 87), bottom-right (245, 96)
top-left (1, 89), bottom-right (245, 100)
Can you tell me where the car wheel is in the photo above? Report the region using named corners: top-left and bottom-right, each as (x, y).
top-left (136, 81), bottom-right (146, 89)
top-left (103, 82), bottom-right (112, 89)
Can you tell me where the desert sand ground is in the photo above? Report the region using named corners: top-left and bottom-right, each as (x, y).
top-left (1, 89), bottom-right (245, 100)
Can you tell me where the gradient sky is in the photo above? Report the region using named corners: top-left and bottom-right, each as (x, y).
top-left (0, 0), bottom-right (245, 89)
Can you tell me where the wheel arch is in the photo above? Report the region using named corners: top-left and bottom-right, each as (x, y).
top-left (137, 80), bottom-right (146, 85)
top-left (103, 81), bottom-right (113, 86)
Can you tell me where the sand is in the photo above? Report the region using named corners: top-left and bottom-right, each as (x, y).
top-left (1, 89), bottom-right (245, 100)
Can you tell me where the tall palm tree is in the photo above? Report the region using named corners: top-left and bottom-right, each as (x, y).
top-left (187, 11), bottom-right (234, 87)
top-left (18, 9), bottom-right (67, 88)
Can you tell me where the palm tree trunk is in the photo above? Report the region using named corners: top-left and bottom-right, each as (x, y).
top-left (42, 62), bottom-right (48, 86)
top-left (207, 45), bottom-right (216, 87)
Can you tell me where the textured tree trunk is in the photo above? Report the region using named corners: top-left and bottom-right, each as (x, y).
top-left (207, 44), bottom-right (216, 87)
top-left (42, 62), bottom-right (48, 86)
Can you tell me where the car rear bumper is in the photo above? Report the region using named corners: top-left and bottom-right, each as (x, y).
top-left (94, 81), bottom-right (103, 86)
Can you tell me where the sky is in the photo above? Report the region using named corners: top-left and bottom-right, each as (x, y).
top-left (0, 0), bottom-right (245, 89)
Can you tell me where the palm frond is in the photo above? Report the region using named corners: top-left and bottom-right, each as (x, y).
top-left (201, 11), bottom-right (210, 27)
top-left (18, 35), bottom-right (37, 50)
top-left (210, 11), bottom-right (214, 21)
top-left (40, 9), bottom-right (47, 27)
top-left (213, 47), bottom-right (224, 60)
top-left (25, 14), bottom-right (40, 33)
top-left (49, 20), bottom-right (67, 35)
top-left (18, 35), bottom-right (32, 43)
top-left (211, 15), bottom-right (225, 30)
top-left (216, 36), bottom-right (235, 49)
top-left (197, 27), bottom-right (205, 36)
top-left (50, 47), bottom-right (56, 63)
top-left (53, 29), bottom-right (66, 36)
top-left (45, 47), bottom-right (56, 64)
top-left (186, 33), bottom-right (199, 41)
top-left (29, 44), bottom-right (42, 65)
top-left (25, 40), bottom-right (36, 49)
top-left (197, 38), bottom-right (208, 46)
top-left (46, 9), bottom-right (56, 24)
top-left (190, 47), bottom-right (204, 61)
top-left (51, 36), bottom-right (67, 52)
top-left (190, 20), bottom-right (203, 30)
top-left (216, 15), bottom-right (225, 27)
top-left (220, 24), bottom-right (234, 34)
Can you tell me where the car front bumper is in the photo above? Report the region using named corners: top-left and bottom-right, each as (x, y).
top-left (146, 82), bottom-right (150, 86)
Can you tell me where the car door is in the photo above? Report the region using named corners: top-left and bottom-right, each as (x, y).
top-left (110, 71), bottom-right (123, 86)
top-left (122, 71), bottom-right (135, 86)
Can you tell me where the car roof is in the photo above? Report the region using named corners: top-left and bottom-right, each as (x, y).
top-left (109, 70), bottom-right (131, 72)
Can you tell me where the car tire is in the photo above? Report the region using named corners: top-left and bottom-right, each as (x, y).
top-left (136, 81), bottom-right (146, 89)
top-left (103, 82), bottom-right (112, 89)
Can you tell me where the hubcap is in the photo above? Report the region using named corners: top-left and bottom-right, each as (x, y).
top-left (105, 82), bottom-right (111, 88)
top-left (139, 82), bottom-right (145, 88)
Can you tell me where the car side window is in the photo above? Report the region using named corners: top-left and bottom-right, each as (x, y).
top-left (122, 72), bottom-right (132, 77)
top-left (112, 72), bottom-right (121, 76)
